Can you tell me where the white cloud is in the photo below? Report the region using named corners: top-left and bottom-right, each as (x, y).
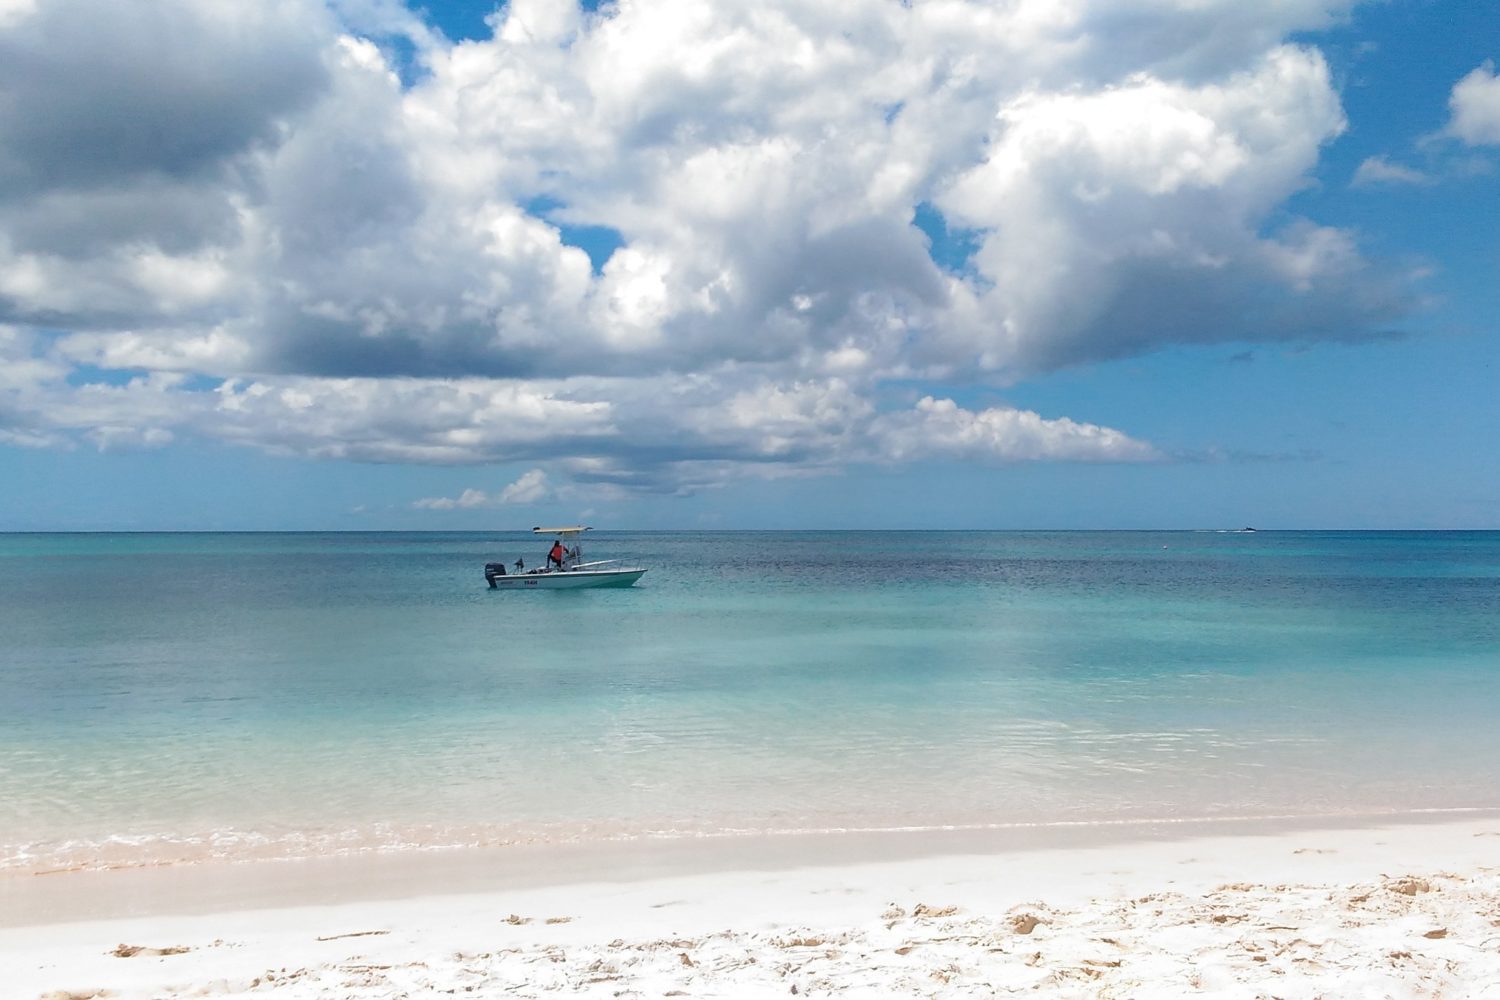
top-left (413, 487), bottom-right (490, 510)
top-left (0, 334), bottom-right (197, 452)
top-left (84, 425), bottom-right (175, 451)
top-left (0, 325), bottom-right (64, 389)
top-left (873, 397), bottom-right (1160, 463)
top-left (414, 469), bottom-right (551, 509)
top-left (930, 45), bottom-right (1402, 374)
top-left (208, 377), bottom-right (616, 463)
top-left (3, 328), bottom-right (1154, 493)
top-left (56, 328), bottom-right (251, 373)
top-left (1447, 61), bottom-right (1500, 146)
top-left (1351, 155), bottom-right (1431, 187)
top-left (497, 468), bottom-right (550, 504)
top-left (0, 0), bottom-right (34, 29)
top-left (0, 0), bottom-right (1420, 492)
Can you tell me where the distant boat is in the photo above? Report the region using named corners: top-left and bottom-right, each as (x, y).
top-left (485, 526), bottom-right (647, 590)
top-left (1240, 526), bottom-right (1257, 532)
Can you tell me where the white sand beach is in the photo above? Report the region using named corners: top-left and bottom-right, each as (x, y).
top-left (7, 814), bottom-right (1500, 998)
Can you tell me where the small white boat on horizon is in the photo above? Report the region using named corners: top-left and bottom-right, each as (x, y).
top-left (485, 526), bottom-right (647, 590)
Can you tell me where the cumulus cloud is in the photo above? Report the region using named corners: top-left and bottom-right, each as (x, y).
top-left (1446, 62), bottom-right (1500, 146)
top-left (929, 45), bottom-right (1415, 374)
top-left (873, 397), bottom-right (1160, 463)
top-left (1351, 155), bottom-right (1431, 187)
top-left (0, 1), bottom-right (326, 198)
top-left (498, 468), bottom-right (551, 504)
top-left (0, 0), bottom-right (1422, 494)
top-left (414, 469), bottom-right (551, 509)
top-left (0, 0), bottom-right (328, 335)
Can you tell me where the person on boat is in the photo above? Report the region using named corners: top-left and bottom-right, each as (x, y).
top-left (547, 539), bottom-right (566, 569)
top-left (514, 557), bottom-right (524, 573)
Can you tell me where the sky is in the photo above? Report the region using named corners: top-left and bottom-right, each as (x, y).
top-left (1, 0), bottom-right (1497, 530)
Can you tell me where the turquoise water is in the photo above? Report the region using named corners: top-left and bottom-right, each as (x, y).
top-left (2, 531), bottom-right (1498, 872)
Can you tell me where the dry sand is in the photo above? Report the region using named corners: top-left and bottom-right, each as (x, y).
top-left (7, 816), bottom-right (1500, 998)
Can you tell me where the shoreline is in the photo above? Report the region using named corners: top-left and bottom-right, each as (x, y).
top-left (8, 812), bottom-right (1500, 997)
top-left (7, 806), bottom-right (1500, 927)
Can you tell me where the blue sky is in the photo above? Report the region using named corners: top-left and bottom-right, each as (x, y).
top-left (1, 0), bottom-right (1497, 529)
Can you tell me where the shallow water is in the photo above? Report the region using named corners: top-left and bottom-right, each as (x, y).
top-left (2, 530), bottom-right (1497, 872)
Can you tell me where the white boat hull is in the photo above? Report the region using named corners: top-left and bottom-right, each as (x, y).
top-left (488, 568), bottom-right (646, 590)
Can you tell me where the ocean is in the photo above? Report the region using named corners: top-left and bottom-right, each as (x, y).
top-left (2, 530), bottom-right (1497, 873)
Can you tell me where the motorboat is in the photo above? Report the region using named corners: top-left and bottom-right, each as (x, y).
top-left (485, 526), bottom-right (647, 590)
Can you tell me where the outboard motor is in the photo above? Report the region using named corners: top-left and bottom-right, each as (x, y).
top-left (484, 562), bottom-right (507, 588)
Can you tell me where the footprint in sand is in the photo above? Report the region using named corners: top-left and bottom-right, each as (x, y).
top-left (1294, 848), bottom-right (1336, 855)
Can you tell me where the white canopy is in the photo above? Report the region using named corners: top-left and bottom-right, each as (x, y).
top-left (532, 526), bottom-right (591, 535)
